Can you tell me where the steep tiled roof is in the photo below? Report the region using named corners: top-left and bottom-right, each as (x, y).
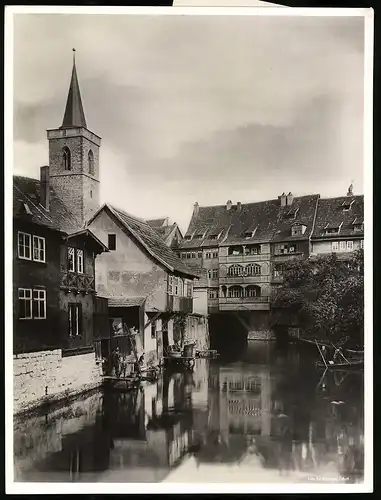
top-left (153, 224), bottom-right (174, 239)
top-left (180, 195), bottom-right (320, 248)
top-left (146, 218), bottom-right (168, 228)
top-left (89, 204), bottom-right (199, 278)
top-left (147, 219), bottom-right (183, 246)
top-left (13, 175), bottom-right (80, 233)
top-left (311, 195), bottom-right (364, 239)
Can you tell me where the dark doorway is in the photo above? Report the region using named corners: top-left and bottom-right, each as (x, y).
top-left (163, 328), bottom-right (169, 355)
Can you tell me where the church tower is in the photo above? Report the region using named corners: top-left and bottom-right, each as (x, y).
top-left (47, 50), bottom-right (101, 227)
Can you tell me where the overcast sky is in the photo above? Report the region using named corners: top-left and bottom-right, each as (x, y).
top-left (13, 13), bottom-right (365, 233)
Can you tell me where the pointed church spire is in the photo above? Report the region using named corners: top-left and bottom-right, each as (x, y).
top-left (61, 49), bottom-right (87, 129)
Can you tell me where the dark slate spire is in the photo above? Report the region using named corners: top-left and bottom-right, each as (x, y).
top-left (61, 49), bottom-right (87, 129)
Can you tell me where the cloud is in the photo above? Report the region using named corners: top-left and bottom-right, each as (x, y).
top-left (12, 13), bottom-right (366, 233)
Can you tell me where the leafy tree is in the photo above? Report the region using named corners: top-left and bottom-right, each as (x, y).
top-left (270, 250), bottom-right (364, 345)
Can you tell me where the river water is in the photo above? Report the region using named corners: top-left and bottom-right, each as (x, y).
top-left (13, 341), bottom-right (364, 484)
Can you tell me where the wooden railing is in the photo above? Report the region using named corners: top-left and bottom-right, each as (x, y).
top-left (60, 272), bottom-right (96, 293)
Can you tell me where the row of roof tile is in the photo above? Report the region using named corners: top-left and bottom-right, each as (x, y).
top-left (180, 194), bottom-right (364, 248)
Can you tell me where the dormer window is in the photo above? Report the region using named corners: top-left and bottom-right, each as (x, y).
top-left (184, 235), bottom-right (192, 241)
top-left (244, 227), bottom-right (257, 239)
top-left (209, 233), bottom-right (219, 240)
top-left (323, 222), bottom-right (342, 235)
top-left (341, 200), bottom-right (354, 211)
top-left (352, 218), bottom-right (364, 232)
top-left (291, 224), bottom-right (307, 237)
top-left (285, 207), bottom-right (299, 219)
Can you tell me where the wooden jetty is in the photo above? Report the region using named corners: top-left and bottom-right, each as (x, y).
top-left (164, 355), bottom-right (196, 370)
top-left (196, 349), bottom-right (219, 359)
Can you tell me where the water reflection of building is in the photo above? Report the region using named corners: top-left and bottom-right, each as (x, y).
top-left (14, 359), bottom-right (364, 483)
top-left (218, 366), bottom-right (272, 437)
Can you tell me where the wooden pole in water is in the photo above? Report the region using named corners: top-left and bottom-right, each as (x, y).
top-left (315, 340), bottom-right (328, 368)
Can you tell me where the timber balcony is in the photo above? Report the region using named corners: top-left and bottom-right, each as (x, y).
top-left (166, 295), bottom-right (193, 314)
top-left (60, 272), bottom-right (96, 294)
top-left (219, 296), bottom-right (270, 312)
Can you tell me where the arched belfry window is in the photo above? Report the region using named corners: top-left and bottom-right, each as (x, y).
top-left (62, 147), bottom-right (71, 171)
top-left (88, 150), bottom-right (94, 175)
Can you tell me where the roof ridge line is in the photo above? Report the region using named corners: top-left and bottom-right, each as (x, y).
top-left (108, 205), bottom-right (175, 273)
top-left (110, 204), bottom-right (147, 223)
top-left (14, 184), bottom-right (55, 224)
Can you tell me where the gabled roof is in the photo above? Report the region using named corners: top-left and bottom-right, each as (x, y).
top-left (180, 195), bottom-right (320, 248)
top-left (64, 228), bottom-right (109, 253)
top-left (86, 204), bottom-right (199, 279)
top-left (146, 218), bottom-right (168, 228)
top-left (13, 175), bottom-right (80, 233)
top-left (312, 195), bottom-right (364, 239)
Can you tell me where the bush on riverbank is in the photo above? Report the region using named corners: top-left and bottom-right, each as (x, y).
top-left (270, 250), bottom-right (364, 345)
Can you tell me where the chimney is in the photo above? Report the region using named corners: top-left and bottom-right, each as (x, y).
top-left (193, 202), bottom-right (199, 217)
top-left (237, 202), bottom-right (242, 211)
top-left (226, 200), bottom-right (232, 211)
top-left (40, 166), bottom-right (50, 211)
top-left (286, 192), bottom-right (294, 206)
top-left (278, 192), bottom-right (287, 207)
top-left (347, 183), bottom-right (354, 196)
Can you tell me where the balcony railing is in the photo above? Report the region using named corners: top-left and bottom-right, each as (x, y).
top-left (219, 296), bottom-right (270, 304)
top-left (219, 275), bottom-right (269, 284)
top-left (166, 295), bottom-right (193, 313)
top-left (60, 272), bottom-right (96, 293)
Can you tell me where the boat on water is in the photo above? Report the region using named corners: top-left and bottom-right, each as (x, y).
top-left (314, 339), bottom-right (364, 370)
top-left (164, 341), bottom-right (197, 370)
top-left (315, 359), bottom-right (364, 370)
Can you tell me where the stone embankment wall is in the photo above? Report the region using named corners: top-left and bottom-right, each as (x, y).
top-left (247, 330), bottom-right (276, 341)
top-left (13, 350), bottom-right (103, 415)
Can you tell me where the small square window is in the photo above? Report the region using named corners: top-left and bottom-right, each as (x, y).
top-left (108, 234), bottom-right (116, 251)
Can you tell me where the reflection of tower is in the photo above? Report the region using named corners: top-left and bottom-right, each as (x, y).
top-left (260, 370), bottom-right (272, 437)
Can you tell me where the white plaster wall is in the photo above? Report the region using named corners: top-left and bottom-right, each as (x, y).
top-left (168, 319), bottom-right (174, 345)
top-left (193, 287), bottom-right (208, 316)
top-left (312, 239), bottom-right (363, 255)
